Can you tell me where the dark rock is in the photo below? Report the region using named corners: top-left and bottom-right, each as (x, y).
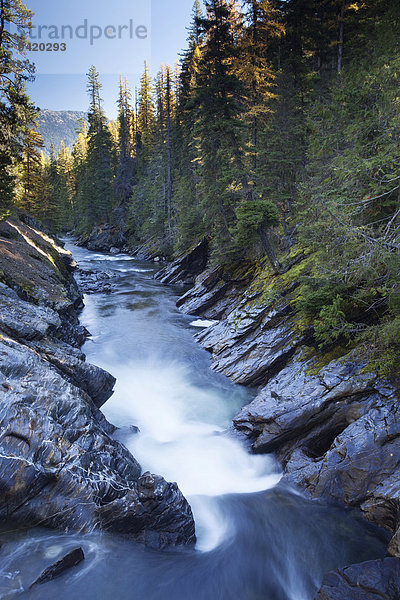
top-left (196, 297), bottom-right (301, 385)
top-left (314, 558), bottom-right (400, 600)
top-left (233, 352), bottom-right (400, 550)
top-left (0, 218), bottom-right (196, 548)
top-left (30, 547), bottom-right (85, 587)
top-left (176, 262), bottom-right (255, 320)
top-left (154, 237), bottom-right (209, 285)
top-left (81, 224), bottom-right (126, 252)
top-left (171, 247), bottom-right (400, 559)
top-left (0, 283), bottom-right (61, 341)
top-left (28, 337), bottom-right (116, 407)
top-left (75, 268), bottom-right (117, 295)
top-left (0, 328), bottom-right (195, 547)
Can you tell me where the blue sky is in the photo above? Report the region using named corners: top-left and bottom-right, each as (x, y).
top-left (26, 0), bottom-right (196, 119)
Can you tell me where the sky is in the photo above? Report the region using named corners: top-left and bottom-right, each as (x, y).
top-left (25, 0), bottom-right (196, 119)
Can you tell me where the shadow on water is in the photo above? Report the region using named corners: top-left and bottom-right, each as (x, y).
top-left (0, 241), bottom-right (388, 599)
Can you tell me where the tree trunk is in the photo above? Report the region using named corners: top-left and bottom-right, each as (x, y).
top-left (166, 75), bottom-right (173, 237)
top-left (337, 0), bottom-right (345, 74)
top-left (258, 226), bottom-right (281, 274)
top-left (0, 0), bottom-right (5, 51)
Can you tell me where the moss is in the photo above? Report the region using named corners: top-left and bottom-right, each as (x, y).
top-left (300, 344), bottom-right (352, 376)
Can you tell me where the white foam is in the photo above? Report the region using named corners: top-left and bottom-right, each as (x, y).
top-left (190, 319), bottom-right (219, 328)
top-left (102, 360), bottom-right (281, 551)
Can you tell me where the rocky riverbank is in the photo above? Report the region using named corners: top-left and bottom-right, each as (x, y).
top-left (0, 217), bottom-right (195, 549)
top-left (156, 242), bottom-right (400, 599)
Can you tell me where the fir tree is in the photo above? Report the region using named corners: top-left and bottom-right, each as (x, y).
top-left (82, 66), bottom-right (114, 228)
top-left (115, 76), bottom-right (134, 206)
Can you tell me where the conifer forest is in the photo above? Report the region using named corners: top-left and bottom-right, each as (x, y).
top-left (1, 1), bottom-right (400, 598)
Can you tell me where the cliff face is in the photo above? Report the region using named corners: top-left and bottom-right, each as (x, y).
top-left (0, 217), bottom-right (195, 548)
top-left (156, 244), bottom-right (400, 596)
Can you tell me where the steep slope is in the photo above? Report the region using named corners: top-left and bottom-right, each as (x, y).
top-left (37, 109), bottom-right (87, 155)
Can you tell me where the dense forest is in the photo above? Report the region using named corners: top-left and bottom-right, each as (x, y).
top-left (1, 0), bottom-right (400, 376)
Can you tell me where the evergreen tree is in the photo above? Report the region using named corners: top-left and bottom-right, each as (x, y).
top-left (18, 128), bottom-right (44, 212)
top-left (193, 0), bottom-right (247, 260)
top-left (81, 66), bottom-right (115, 229)
top-left (137, 61), bottom-right (155, 150)
top-left (0, 0), bottom-right (36, 212)
top-left (115, 76), bottom-right (134, 206)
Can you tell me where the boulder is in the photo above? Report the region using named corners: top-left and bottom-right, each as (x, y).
top-left (82, 224), bottom-right (126, 252)
top-left (30, 547), bottom-right (85, 587)
top-left (75, 268), bottom-right (117, 295)
top-left (314, 558), bottom-right (400, 600)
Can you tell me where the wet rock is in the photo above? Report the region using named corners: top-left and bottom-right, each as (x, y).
top-left (75, 268), bottom-right (117, 294)
top-left (314, 558), bottom-right (400, 600)
top-left (0, 283), bottom-right (61, 341)
top-left (233, 352), bottom-right (400, 545)
top-left (0, 218), bottom-right (196, 548)
top-left (30, 547), bottom-right (85, 587)
top-left (80, 223), bottom-right (126, 252)
top-left (154, 237), bottom-right (209, 285)
top-left (176, 262), bottom-right (255, 320)
top-left (28, 337), bottom-right (116, 408)
top-left (0, 331), bottom-right (195, 547)
top-left (196, 297), bottom-right (301, 385)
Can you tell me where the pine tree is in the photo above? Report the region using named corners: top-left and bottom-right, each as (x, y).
top-left (137, 61), bottom-right (155, 150)
top-left (193, 0), bottom-right (247, 260)
top-left (115, 76), bottom-right (134, 206)
top-left (0, 0), bottom-right (36, 212)
top-left (18, 128), bottom-right (44, 212)
top-left (72, 130), bottom-right (88, 229)
top-left (82, 65), bottom-right (115, 228)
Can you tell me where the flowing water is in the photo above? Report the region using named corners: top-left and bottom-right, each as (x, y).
top-left (0, 242), bottom-right (388, 600)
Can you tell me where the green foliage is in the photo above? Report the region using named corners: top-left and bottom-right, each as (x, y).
top-left (0, 0), bottom-right (36, 208)
top-left (359, 316), bottom-right (400, 378)
top-left (293, 5), bottom-right (400, 375)
top-left (313, 296), bottom-right (353, 348)
top-left (234, 199), bottom-right (279, 249)
top-left (296, 282), bottom-right (347, 317)
top-left (3, 0), bottom-right (400, 381)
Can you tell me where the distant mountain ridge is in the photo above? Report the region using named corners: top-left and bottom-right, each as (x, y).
top-left (37, 109), bottom-right (87, 156)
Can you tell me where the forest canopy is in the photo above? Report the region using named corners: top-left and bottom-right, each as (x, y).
top-left (1, 0), bottom-right (400, 376)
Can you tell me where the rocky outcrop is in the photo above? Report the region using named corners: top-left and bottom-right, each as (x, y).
top-left (170, 251), bottom-right (400, 555)
top-left (155, 244), bottom-right (400, 591)
top-left (195, 290), bottom-right (301, 386)
top-left (79, 223), bottom-right (127, 252)
top-left (234, 353), bottom-right (400, 553)
top-left (75, 268), bottom-right (117, 294)
top-left (0, 217), bottom-right (195, 548)
top-left (177, 261), bottom-right (257, 319)
top-left (314, 558), bottom-right (400, 599)
top-left (154, 237), bottom-right (209, 285)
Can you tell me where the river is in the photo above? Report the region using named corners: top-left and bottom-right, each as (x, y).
top-left (0, 242), bottom-right (387, 600)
